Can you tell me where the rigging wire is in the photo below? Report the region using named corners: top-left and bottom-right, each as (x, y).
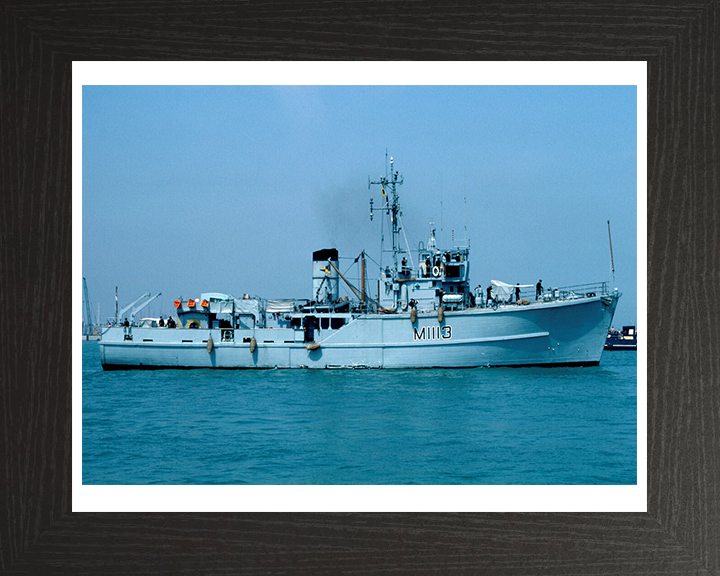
top-left (398, 215), bottom-right (416, 270)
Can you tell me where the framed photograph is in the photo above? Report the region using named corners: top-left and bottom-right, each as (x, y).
top-left (3, 3), bottom-right (716, 574)
top-left (75, 63), bottom-right (643, 514)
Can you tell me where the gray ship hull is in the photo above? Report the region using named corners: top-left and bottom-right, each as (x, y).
top-left (100, 294), bottom-right (618, 370)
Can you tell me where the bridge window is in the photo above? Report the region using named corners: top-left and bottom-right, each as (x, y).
top-left (445, 265), bottom-right (460, 278)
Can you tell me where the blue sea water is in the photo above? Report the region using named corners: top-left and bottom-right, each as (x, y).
top-left (82, 341), bottom-right (637, 485)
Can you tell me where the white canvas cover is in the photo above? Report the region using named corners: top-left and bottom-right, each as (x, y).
top-left (208, 300), bottom-right (235, 314)
top-left (234, 298), bottom-right (261, 319)
top-left (490, 280), bottom-right (533, 303)
top-left (266, 299), bottom-right (295, 313)
top-left (201, 292), bottom-right (233, 301)
top-left (200, 293), bottom-right (236, 314)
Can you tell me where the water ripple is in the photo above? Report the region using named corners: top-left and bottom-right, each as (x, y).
top-left (82, 341), bottom-right (637, 485)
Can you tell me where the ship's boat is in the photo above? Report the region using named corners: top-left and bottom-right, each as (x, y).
top-left (604, 326), bottom-right (637, 350)
top-left (99, 157), bottom-right (620, 370)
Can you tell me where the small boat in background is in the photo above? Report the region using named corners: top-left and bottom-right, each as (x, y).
top-left (604, 326), bottom-right (637, 350)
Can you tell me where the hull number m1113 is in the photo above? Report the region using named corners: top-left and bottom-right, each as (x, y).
top-left (413, 326), bottom-right (452, 341)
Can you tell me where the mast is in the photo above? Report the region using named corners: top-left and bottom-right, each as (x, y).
top-left (369, 155), bottom-right (404, 275)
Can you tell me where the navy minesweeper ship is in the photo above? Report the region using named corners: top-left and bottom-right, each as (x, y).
top-left (100, 157), bottom-right (620, 370)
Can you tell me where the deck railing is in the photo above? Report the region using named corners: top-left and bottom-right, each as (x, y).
top-left (530, 281), bottom-right (610, 303)
top-left (487, 281), bottom-right (611, 308)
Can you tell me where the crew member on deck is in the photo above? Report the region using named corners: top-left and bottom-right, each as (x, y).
top-left (515, 283), bottom-right (521, 303)
top-left (486, 284), bottom-right (493, 306)
top-left (536, 279), bottom-right (543, 300)
top-left (159, 316), bottom-right (164, 327)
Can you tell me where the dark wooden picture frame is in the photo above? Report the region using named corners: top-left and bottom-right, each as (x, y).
top-left (2, 2), bottom-right (717, 574)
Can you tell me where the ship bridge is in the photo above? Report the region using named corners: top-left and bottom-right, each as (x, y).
top-left (379, 229), bottom-right (471, 313)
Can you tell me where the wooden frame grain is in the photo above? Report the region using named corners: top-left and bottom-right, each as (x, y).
top-left (2, 2), bottom-right (718, 574)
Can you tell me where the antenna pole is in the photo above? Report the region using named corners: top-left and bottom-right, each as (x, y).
top-left (464, 195), bottom-right (468, 247)
top-left (361, 251), bottom-right (366, 304)
top-left (440, 199), bottom-right (443, 248)
top-left (607, 220), bottom-right (615, 285)
top-left (463, 171), bottom-right (468, 247)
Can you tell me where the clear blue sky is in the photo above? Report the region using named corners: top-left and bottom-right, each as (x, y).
top-left (82, 85), bottom-right (637, 326)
